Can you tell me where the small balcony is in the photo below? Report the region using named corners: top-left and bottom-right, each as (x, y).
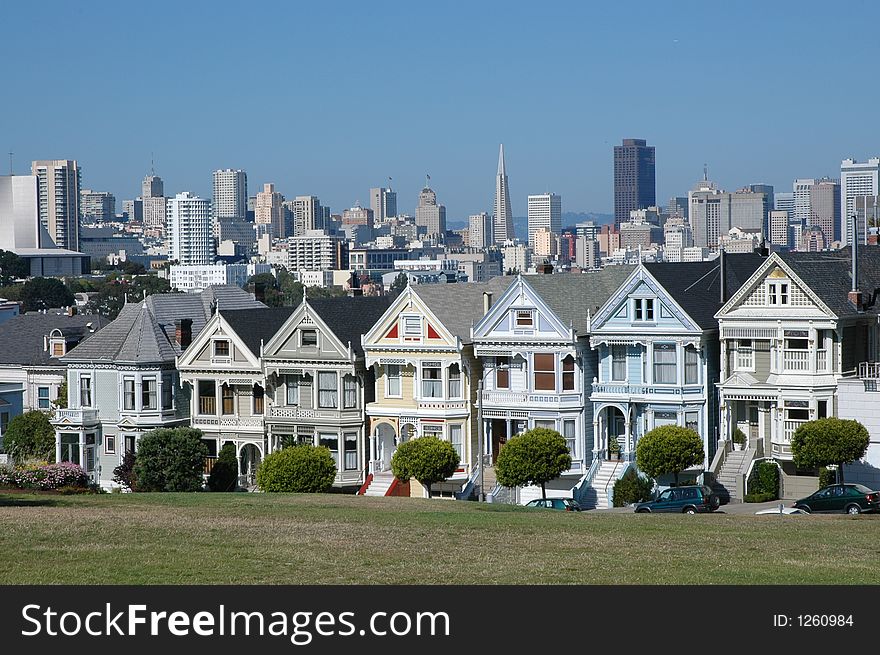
top-left (481, 390), bottom-right (583, 408)
top-left (198, 396), bottom-right (216, 415)
top-left (782, 350), bottom-right (810, 372)
top-left (52, 408), bottom-right (99, 426)
top-left (858, 362), bottom-right (880, 379)
top-left (192, 415), bottom-right (264, 430)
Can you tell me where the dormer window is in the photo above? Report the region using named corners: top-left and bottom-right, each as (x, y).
top-left (301, 329), bottom-right (318, 347)
top-left (213, 340), bottom-right (230, 357)
top-left (768, 282), bottom-right (789, 306)
top-left (52, 341), bottom-right (65, 357)
top-left (515, 310), bottom-right (534, 328)
top-left (634, 298), bottom-right (654, 322)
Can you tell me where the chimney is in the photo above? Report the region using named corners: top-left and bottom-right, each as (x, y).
top-left (483, 291), bottom-right (493, 315)
top-left (849, 211), bottom-right (863, 311)
top-left (719, 248), bottom-right (727, 304)
top-left (175, 318), bottom-right (193, 350)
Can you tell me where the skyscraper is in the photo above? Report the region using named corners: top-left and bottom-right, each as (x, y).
top-left (792, 179), bottom-right (814, 225)
top-left (255, 183), bottom-right (285, 238)
top-left (80, 190), bottom-right (116, 223)
top-left (613, 138), bottom-right (655, 229)
top-left (142, 175), bottom-right (164, 199)
top-left (167, 192), bottom-right (213, 265)
top-left (688, 177), bottom-right (766, 249)
top-left (468, 212), bottom-right (493, 249)
top-left (212, 169), bottom-right (248, 220)
top-left (808, 179), bottom-right (840, 244)
top-left (142, 173), bottom-right (166, 233)
top-left (289, 196), bottom-right (324, 236)
top-left (840, 158), bottom-right (880, 245)
top-left (30, 160), bottom-right (81, 251)
top-left (370, 186), bottom-right (397, 225)
top-left (415, 185), bottom-right (446, 238)
top-left (493, 145), bottom-right (514, 243)
top-left (527, 193), bottom-right (562, 248)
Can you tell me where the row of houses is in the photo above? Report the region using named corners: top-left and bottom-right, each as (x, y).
top-left (47, 247), bottom-right (880, 505)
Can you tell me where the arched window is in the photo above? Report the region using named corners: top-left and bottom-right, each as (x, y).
top-left (562, 355), bottom-right (575, 391)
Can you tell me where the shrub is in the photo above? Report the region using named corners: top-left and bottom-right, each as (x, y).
top-left (612, 468), bottom-right (654, 506)
top-left (112, 451), bottom-right (138, 491)
top-left (256, 445), bottom-right (336, 493)
top-left (133, 428), bottom-right (208, 492)
top-left (732, 428), bottom-right (747, 447)
top-left (744, 492), bottom-right (777, 503)
top-left (791, 418), bottom-right (869, 484)
top-left (208, 442), bottom-right (239, 492)
top-left (2, 411), bottom-right (56, 464)
top-left (635, 425), bottom-right (704, 486)
top-left (819, 466), bottom-right (837, 487)
top-left (390, 436), bottom-right (460, 498)
top-left (2, 462), bottom-right (87, 490)
top-left (747, 460), bottom-right (779, 499)
top-left (495, 428), bottom-right (572, 499)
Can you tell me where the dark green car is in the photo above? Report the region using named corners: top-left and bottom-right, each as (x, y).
top-left (792, 484), bottom-right (880, 514)
top-left (633, 485), bottom-right (720, 514)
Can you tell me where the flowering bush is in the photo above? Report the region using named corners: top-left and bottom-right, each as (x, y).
top-left (0, 461), bottom-right (88, 490)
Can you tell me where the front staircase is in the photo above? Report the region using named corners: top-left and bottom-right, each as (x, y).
top-left (711, 449), bottom-right (751, 504)
top-left (574, 459), bottom-right (628, 509)
top-left (360, 471), bottom-right (396, 497)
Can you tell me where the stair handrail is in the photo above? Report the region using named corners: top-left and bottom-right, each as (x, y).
top-left (455, 461), bottom-right (483, 500)
top-left (708, 438), bottom-right (729, 481)
top-left (572, 456), bottom-right (602, 505)
top-left (603, 459), bottom-right (627, 508)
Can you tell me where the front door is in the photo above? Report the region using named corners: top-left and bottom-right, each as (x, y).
top-left (490, 419), bottom-right (507, 464)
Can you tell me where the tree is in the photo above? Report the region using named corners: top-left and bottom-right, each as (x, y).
top-left (791, 418), bottom-right (870, 484)
top-left (112, 451), bottom-right (138, 491)
top-left (85, 273), bottom-right (173, 319)
top-left (20, 277), bottom-right (75, 312)
top-left (0, 250), bottom-right (29, 285)
top-left (391, 436), bottom-right (460, 498)
top-left (133, 427), bottom-right (208, 491)
top-left (635, 425), bottom-right (704, 486)
top-left (495, 428), bottom-right (572, 499)
top-left (1, 410), bottom-right (56, 463)
top-left (54, 380), bottom-right (68, 409)
top-left (256, 444), bottom-right (337, 493)
top-left (390, 272), bottom-right (409, 291)
top-left (207, 442), bottom-right (239, 492)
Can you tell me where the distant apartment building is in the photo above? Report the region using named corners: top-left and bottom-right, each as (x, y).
top-left (527, 193), bottom-right (561, 248)
top-left (768, 210), bottom-right (790, 248)
top-left (370, 187), bottom-right (397, 225)
top-left (800, 226), bottom-right (827, 252)
top-left (793, 179), bottom-right (814, 226)
top-left (167, 192), bottom-right (213, 265)
top-left (169, 262), bottom-right (272, 292)
top-left (468, 212), bottom-right (493, 249)
top-left (31, 159), bottom-right (81, 250)
top-left (255, 183), bottom-right (285, 238)
top-left (286, 196), bottom-right (324, 236)
top-left (415, 186), bottom-right (446, 238)
top-left (142, 174), bottom-right (166, 233)
top-left (342, 204), bottom-right (373, 226)
top-left (613, 138), bottom-right (655, 229)
top-left (502, 241), bottom-right (530, 273)
top-left (719, 227), bottom-right (762, 253)
top-left (276, 230), bottom-right (347, 272)
top-left (80, 190), bottom-right (116, 223)
top-left (349, 247), bottom-right (418, 271)
top-left (122, 198), bottom-right (143, 223)
top-left (663, 217), bottom-right (694, 262)
top-left (841, 158), bottom-right (880, 246)
top-left (597, 225), bottom-right (620, 256)
top-left (212, 169), bottom-right (248, 220)
top-left (533, 228), bottom-right (557, 259)
top-left (688, 178), bottom-right (767, 249)
top-left (574, 236), bottom-right (600, 269)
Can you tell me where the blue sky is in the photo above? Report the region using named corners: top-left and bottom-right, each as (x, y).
top-left (3, 0), bottom-right (878, 220)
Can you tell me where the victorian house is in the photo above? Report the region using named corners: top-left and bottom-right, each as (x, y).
top-left (715, 248), bottom-right (880, 500)
top-left (361, 280), bottom-right (512, 498)
top-left (586, 255), bottom-right (763, 506)
top-left (52, 286), bottom-right (264, 488)
top-left (470, 269), bottom-right (632, 504)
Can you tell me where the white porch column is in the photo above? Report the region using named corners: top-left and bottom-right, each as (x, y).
top-left (592, 419), bottom-right (600, 459)
top-left (55, 434), bottom-right (62, 463)
top-left (78, 432), bottom-right (86, 468)
top-left (624, 419), bottom-right (632, 458)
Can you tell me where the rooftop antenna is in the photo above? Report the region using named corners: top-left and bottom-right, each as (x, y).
top-left (425, 173), bottom-right (431, 188)
top-left (388, 176), bottom-right (393, 191)
top-left (8, 151), bottom-right (12, 175)
top-left (150, 152), bottom-right (155, 175)
top-left (703, 163), bottom-right (708, 182)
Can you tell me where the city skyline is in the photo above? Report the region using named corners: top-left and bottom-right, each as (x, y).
top-left (4, 1), bottom-right (880, 219)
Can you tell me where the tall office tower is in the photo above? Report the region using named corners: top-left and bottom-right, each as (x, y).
top-left (808, 178), bottom-right (840, 244)
top-left (30, 160), bottom-right (81, 250)
top-left (212, 169), bottom-right (248, 220)
top-left (533, 228), bottom-right (558, 258)
top-left (289, 196), bottom-right (324, 236)
top-left (792, 179), bottom-right (815, 225)
top-left (775, 192), bottom-right (795, 215)
top-left (370, 187), bottom-right (397, 225)
top-left (613, 138), bottom-right (655, 229)
top-left (688, 177), bottom-right (766, 249)
top-left (142, 173), bottom-right (166, 232)
top-left (852, 195), bottom-right (878, 246)
top-left (167, 192), bottom-right (213, 265)
top-left (415, 185), bottom-right (446, 238)
top-left (142, 175), bottom-right (163, 199)
top-left (666, 196), bottom-right (689, 219)
top-left (80, 190), bottom-right (116, 223)
top-left (768, 210), bottom-right (791, 248)
top-left (493, 144), bottom-right (514, 243)
top-left (748, 183), bottom-right (774, 232)
top-left (840, 158), bottom-right (880, 245)
top-left (468, 212), bottom-right (493, 249)
top-left (255, 183), bottom-right (286, 237)
top-left (122, 198), bottom-right (143, 223)
top-left (527, 193), bottom-right (562, 248)
top-left (576, 221), bottom-right (600, 241)
top-left (0, 175), bottom-right (41, 250)
top-left (341, 204), bottom-right (373, 226)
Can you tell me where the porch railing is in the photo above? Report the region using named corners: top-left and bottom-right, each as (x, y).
top-left (859, 362), bottom-right (880, 379)
top-left (198, 397), bottom-right (216, 415)
top-left (203, 456), bottom-right (217, 475)
top-left (782, 350), bottom-right (809, 372)
top-left (782, 420), bottom-right (805, 443)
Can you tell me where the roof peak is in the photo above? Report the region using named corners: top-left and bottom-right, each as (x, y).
top-left (497, 143), bottom-right (507, 177)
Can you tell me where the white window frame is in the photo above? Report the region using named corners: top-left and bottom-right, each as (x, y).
top-left (286, 375), bottom-right (300, 406)
top-left (385, 365), bottom-right (402, 398)
top-left (652, 343), bottom-right (677, 385)
top-left (634, 298), bottom-right (655, 322)
top-left (735, 339), bottom-right (755, 372)
top-left (514, 309), bottom-right (534, 328)
top-left (402, 315), bottom-right (422, 338)
top-left (123, 377), bottom-right (136, 411)
top-left (562, 419), bottom-right (576, 458)
top-left (212, 339), bottom-right (230, 358)
top-left (684, 345), bottom-right (700, 384)
top-left (79, 375), bottom-right (92, 408)
top-left (300, 329), bottom-right (318, 347)
top-left (142, 377), bottom-right (157, 410)
top-left (767, 281), bottom-right (789, 306)
top-left (611, 345), bottom-right (627, 382)
top-left (449, 423), bottom-right (464, 461)
top-left (343, 375), bottom-right (357, 409)
top-left (104, 434), bottom-right (116, 454)
top-left (318, 372), bottom-right (339, 409)
top-left (37, 386), bottom-right (50, 410)
top-left (421, 363), bottom-right (442, 398)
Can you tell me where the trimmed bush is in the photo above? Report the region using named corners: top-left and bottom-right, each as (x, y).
top-left (612, 468), bottom-right (654, 507)
top-left (391, 436), bottom-right (460, 498)
top-left (819, 466), bottom-right (837, 487)
top-left (744, 492), bottom-right (777, 503)
top-left (2, 411), bottom-right (56, 463)
top-left (208, 442), bottom-right (239, 492)
top-left (495, 428), bottom-right (572, 499)
top-left (134, 428), bottom-right (208, 492)
top-left (256, 445), bottom-right (336, 493)
top-left (732, 428), bottom-right (747, 447)
top-left (635, 425), bottom-right (704, 486)
top-left (791, 418), bottom-right (869, 484)
top-left (747, 460), bottom-right (779, 499)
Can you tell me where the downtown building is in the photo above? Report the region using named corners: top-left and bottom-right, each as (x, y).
top-left (493, 145), bottom-right (514, 243)
top-left (212, 169), bottom-right (248, 221)
top-left (255, 183), bottom-right (286, 238)
top-left (370, 187), bottom-right (397, 225)
top-left (167, 192), bottom-right (214, 265)
top-left (613, 139), bottom-right (655, 230)
top-left (31, 159), bottom-right (81, 251)
top-left (840, 158), bottom-right (879, 246)
top-left (688, 178), bottom-right (768, 250)
top-left (415, 186), bottom-right (446, 239)
top-left (80, 189), bottom-right (116, 223)
top-left (527, 193), bottom-right (561, 249)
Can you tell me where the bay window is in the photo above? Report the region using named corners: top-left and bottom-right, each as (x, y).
top-left (449, 424), bottom-right (464, 461)
top-left (495, 357), bottom-right (510, 389)
top-left (421, 364), bottom-right (442, 398)
top-left (653, 343), bottom-right (676, 384)
top-left (318, 372), bottom-right (338, 408)
top-left (611, 345), bottom-right (627, 381)
top-left (447, 364), bottom-right (461, 398)
top-left (221, 384), bottom-right (234, 415)
top-left (142, 378), bottom-right (157, 410)
top-left (562, 355), bottom-right (575, 391)
top-left (684, 346), bottom-right (699, 384)
top-left (343, 375), bottom-right (357, 409)
top-left (79, 375), bottom-right (92, 407)
top-left (534, 354), bottom-right (555, 391)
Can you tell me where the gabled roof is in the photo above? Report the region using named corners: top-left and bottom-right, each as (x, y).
top-left (644, 254), bottom-right (765, 329)
top-left (525, 268), bottom-right (635, 334)
top-left (412, 278), bottom-right (515, 342)
top-left (0, 311), bottom-right (110, 367)
top-left (306, 295), bottom-right (398, 357)
top-left (219, 307), bottom-right (297, 357)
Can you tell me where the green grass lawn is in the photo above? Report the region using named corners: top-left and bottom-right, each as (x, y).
top-left (1, 492), bottom-right (877, 585)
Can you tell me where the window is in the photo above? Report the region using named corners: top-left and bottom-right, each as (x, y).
top-left (421, 364), bottom-right (442, 398)
top-left (563, 419), bottom-right (576, 457)
top-left (685, 411), bottom-right (699, 435)
top-left (534, 354), bottom-right (556, 391)
top-left (495, 357), bottom-right (510, 389)
top-left (402, 315), bottom-right (421, 337)
top-left (785, 338), bottom-right (808, 351)
top-left (85, 439), bottom-right (95, 473)
top-left (736, 339), bottom-right (754, 370)
top-left (786, 408), bottom-right (809, 421)
top-left (611, 345), bottom-right (627, 381)
top-left (534, 419), bottom-right (555, 430)
top-left (253, 384), bottom-right (264, 415)
top-left (319, 433), bottom-right (339, 466)
top-left (768, 282), bottom-right (789, 306)
top-left (449, 424), bottom-right (464, 461)
top-left (515, 310), bottom-right (534, 327)
top-left (213, 340), bottom-right (230, 357)
top-left (423, 425), bottom-right (442, 439)
top-left (286, 375), bottom-right (300, 405)
top-left (684, 346), bottom-right (699, 384)
top-left (634, 298), bottom-right (654, 321)
top-left (142, 378), bottom-right (157, 410)
top-left (653, 343), bottom-right (677, 384)
top-left (562, 355), bottom-right (575, 391)
top-left (79, 375), bottom-right (92, 407)
top-left (385, 365), bottom-right (401, 397)
top-left (818, 400), bottom-right (827, 419)
top-left (343, 375), bottom-right (357, 409)
top-left (301, 330), bottom-right (318, 347)
top-left (105, 435), bottom-right (116, 454)
top-left (38, 386), bottom-right (50, 409)
top-left (60, 434), bottom-right (79, 464)
top-left (123, 378), bottom-right (135, 410)
top-left (162, 374), bottom-right (173, 410)
top-left (447, 364), bottom-right (461, 398)
top-left (343, 432), bottom-right (358, 470)
top-left (124, 435), bottom-right (136, 454)
top-left (318, 372), bottom-right (338, 408)
top-left (52, 341), bottom-right (65, 357)
top-left (218, 384), bottom-right (234, 415)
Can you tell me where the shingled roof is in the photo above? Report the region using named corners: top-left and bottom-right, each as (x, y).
top-left (219, 306), bottom-right (297, 357)
top-left (413, 278), bottom-right (515, 342)
top-left (0, 311), bottom-right (109, 367)
top-left (645, 253), bottom-right (766, 329)
top-left (307, 295), bottom-right (397, 357)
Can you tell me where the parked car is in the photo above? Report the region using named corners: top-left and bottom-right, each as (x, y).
top-left (633, 485), bottom-right (721, 514)
top-left (755, 506), bottom-right (808, 515)
top-left (792, 484), bottom-right (880, 514)
top-left (524, 498), bottom-right (583, 511)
